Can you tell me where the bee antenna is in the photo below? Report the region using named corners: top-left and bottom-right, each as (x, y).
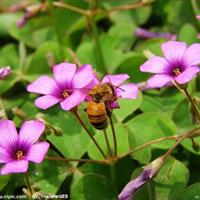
top-left (107, 74), bottom-right (125, 92)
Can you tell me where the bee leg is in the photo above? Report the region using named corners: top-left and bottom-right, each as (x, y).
top-left (106, 108), bottom-right (112, 117)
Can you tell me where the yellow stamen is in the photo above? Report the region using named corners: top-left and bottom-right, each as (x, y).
top-left (16, 150), bottom-right (24, 160)
top-left (173, 68), bottom-right (181, 76)
top-left (62, 91), bottom-right (69, 99)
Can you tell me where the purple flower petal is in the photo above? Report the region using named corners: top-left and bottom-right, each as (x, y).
top-left (161, 41), bottom-right (186, 62)
top-left (0, 146), bottom-right (10, 163)
top-left (102, 74), bottom-right (129, 86)
top-left (147, 74), bottom-right (173, 88)
top-left (84, 74), bottom-right (100, 92)
top-left (183, 44), bottom-right (200, 66)
top-left (0, 160), bottom-right (29, 175)
top-left (26, 142), bottom-right (49, 163)
top-left (19, 120), bottom-right (45, 145)
top-left (196, 15), bottom-right (200, 20)
top-left (119, 169), bottom-right (151, 200)
top-left (27, 75), bottom-right (59, 95)
top-left (53, 62), bottom-right (76, 89)
top-left (0, 120), bottom-right (18, 149)
top-left (35, 95), bottom-right (60, 109)
top-left (0, 66), bottom-right (11, 80)
top-left (116, 83), bottom-right (138, 99)
top-left (175, 66), bottom-right (200, 84)
top-left (140, 56), bottom-right (168, 73)
top-left (109, 101), bottom-right (120, 109)
top-left (60, 90), bottom-right (86, 110)
top-left (72, 64), bottom-right (94, 88)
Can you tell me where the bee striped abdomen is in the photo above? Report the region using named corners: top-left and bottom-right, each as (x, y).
top-left (86, 102), bottom-right (108, 130)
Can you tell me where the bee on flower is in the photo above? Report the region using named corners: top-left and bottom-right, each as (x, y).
top-left (85, 73), bottom-right (138, 129)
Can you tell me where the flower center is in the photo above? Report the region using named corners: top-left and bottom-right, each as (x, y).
top-left (16, 150), bottom-right (24, 160)
top-left (172, 67), bottom-right (182, 76)
top-left (62, 90), bottom-right (69, 99)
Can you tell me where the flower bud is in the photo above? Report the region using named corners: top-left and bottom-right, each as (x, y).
top-left (118, 157), bottom-right (163, 200)
top-left (135, 27), bottom-right (177, 40)
top-left (0, 66), bottom-right (11, 80)
top-left (196, 15), bottom-right (200, 20)
top-left (16, 4), bottom-right (44, 28)
top-left (0, 110), bottom-right (6, 120)
top-left (143, 49), bottom-right (155, 59)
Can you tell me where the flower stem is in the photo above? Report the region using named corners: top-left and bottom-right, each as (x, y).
top-left (183, 88), bottom-right (200, 124)
top-left (147, 182), bottom-right (153, 200)
top-left (106, 1), bottom-right (150, 13)
top-left (45, 156), bottom-right (109, 164)
top-left (24, 172), bottom-right (33, 198)
top-left (103, 129), bottom-right (113, 158)
top-left (53, 1), bottom-right (87, 15)
top-left (161, 127), bottom-right (200, 161)
top-left (110, 163), bottom-right (117, 187)
top-left (109, 116), bottom-right (118, 158)
top-left (120, 126), bottom-right (200, 159)
top-left (73, 111), bottom-right (107, 159)
top-left (120, 135), bottom-right (179, 158)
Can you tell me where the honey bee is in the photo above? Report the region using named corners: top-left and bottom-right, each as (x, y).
top-left (85, 83), bottom-right (117, 130)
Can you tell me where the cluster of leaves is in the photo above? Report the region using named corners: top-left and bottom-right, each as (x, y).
top-left (0, 0), bottom-right (200, 199)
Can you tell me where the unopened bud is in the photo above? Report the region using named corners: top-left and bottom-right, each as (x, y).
top-left (0, 109), bottom-right (6, 119)
top-left (119, 157), bottom-right (163, 200)
top-left (12, 107), bottom-right (27, 120)
top-left (135, 27), bottom-right (177, 41)
top-left (0, 66), bottom-right (11, 80)
top-left (16, 3), bottom-right (44, 28)
top-left (143, 49), bottom-right (155, 59)
top-left (46, 52), bottom-right (55, 68)
top-left (196, 15), bottom-right (200, 20)
top-left (36, 113), bottom-right (63, 136)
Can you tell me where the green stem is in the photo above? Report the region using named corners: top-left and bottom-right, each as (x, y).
top-left (73, 111), bottom-right (107, 159)
top-left (146, 182), bottom-right (153, 200)
top-left (109, 116), bottom-right (118, 158)
top-left (103, 129), bottom-right (113, 158)
top-left (45, 156), bottom-right (109, 164)
top-left (120, 135), bottom-right (179, 158)
top-left (161, 128), bottom-right (200, 161)
top-left (120, 126), bottom-right (200, 159)
top-left (183, 88), bottom-right (200, 124)
top-left (110, 163), bottom-right (117, 187)
top-left (53, 1), bottom-right (87, 15)
top-left (24, 172), bottom-right (33, 199)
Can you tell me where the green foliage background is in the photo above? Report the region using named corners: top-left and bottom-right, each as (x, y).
top-left (0, 0), bottom-right (200, 199)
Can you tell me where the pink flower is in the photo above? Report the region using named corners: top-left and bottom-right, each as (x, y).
top-left (140, 41), bottom-right (200, 88)
top-left (27, 63), bottom-right (94, 110)
top-left (88, 74), bottom-right (138, 109)
top-left (196, 15), bottom-right (200, 20)
top-left (0, 120), bottom-right (49, 175)
top-left (0, 66), bottom-right (11, 80)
